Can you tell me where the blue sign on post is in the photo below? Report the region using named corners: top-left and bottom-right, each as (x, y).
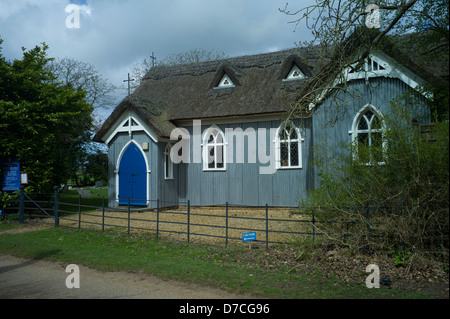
top-left (1, 157), bottom-right (21, 191)
top-left (242, 231), bottom-right (256, 242)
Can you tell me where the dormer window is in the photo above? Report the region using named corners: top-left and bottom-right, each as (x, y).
top-left (283, 65), bottom-right (305, 81)
top-left (215, 74), bottom-right (235, 89)
top-left (209, 62), bottom-right (241, 90)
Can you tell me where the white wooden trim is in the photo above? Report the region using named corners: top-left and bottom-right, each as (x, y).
top-left (274, 120), bottom-right (304, 169)
top-left (202, 125), bottom-right (227, 171)
top-left (104, 111), bottom-right (159, 145)
top-left (348, 104), bottom-right (386, 165)
top-left (214, 74), bottom-right (235, 89)
top-left (283, 65), bottom-right (305, 81)
top-left (309, 52), bottom-right (428, 110)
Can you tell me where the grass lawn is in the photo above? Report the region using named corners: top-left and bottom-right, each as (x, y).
top-left (0, 221), bottom-right (435, 299)
top-left (58, 188), bottom-right (108, 214)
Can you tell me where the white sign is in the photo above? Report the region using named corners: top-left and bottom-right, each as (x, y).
top-left (20, 172), bottom-right (28, 185)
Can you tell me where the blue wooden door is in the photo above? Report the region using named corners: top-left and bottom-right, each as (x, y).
top-left (118, 143), bottom-right (147, 206)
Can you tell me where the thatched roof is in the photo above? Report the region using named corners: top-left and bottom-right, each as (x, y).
top-left (94, 47), bottom-right (322, 142)
top-left (136, 47), bottom-right (321, 121)
top-left (93, 34), bottom-right (447, 143)
top-left (93, 94), bottom-right (176, 141)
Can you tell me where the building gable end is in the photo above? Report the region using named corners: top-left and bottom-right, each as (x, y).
top-left (104, 111), bottom-right (159, 145)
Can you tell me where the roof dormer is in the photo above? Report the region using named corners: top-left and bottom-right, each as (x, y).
top-left (210, 62), bottom-right (241, 90)
top-left (279, 54), bottom-right (312, 82)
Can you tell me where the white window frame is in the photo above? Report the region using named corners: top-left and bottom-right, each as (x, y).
top-left (349, 104), bottom-right (386, 165)
top-left (345, 54), bottom-right (390, 81)
top-left (202, 126), bottom-right (226, 171)
top-left (214, 74), bottom-right (235, 89)
top-left (164, 143), bottom-right (174, 180)
top-left (283, 65), bottom-right (305, 82)
top-left (275, 121), bottom-right (304, 169)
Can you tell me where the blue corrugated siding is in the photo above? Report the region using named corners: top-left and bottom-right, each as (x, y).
top-left (312, 77), bottom-right (430, 189)
top-left (179, 118), bottom-right (312, 207)
top-left (106, 77), bottom-right (430, 208)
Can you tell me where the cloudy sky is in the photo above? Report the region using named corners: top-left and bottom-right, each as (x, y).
top-left (0, 0), bottom-right (314, 117)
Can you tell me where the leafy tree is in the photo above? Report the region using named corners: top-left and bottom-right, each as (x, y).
top-left (0, 39), bottom-right (94, 193)
top-left (71, 149), bottom-right (108, 187)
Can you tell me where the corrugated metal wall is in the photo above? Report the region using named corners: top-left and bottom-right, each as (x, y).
top-left (179, 118), bottom-right (313, 207)
top-left (106, 77), bottom-right (430, 208)
top-left (312, 77), bottom-right (430, 189)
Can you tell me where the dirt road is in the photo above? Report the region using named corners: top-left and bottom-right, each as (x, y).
top-left (0, 254), bottom-right (248, 299)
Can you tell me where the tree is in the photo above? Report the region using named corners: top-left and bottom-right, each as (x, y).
top-left (0, 39), bottom-right (94, 193)
top-left (72, 149), bottom-right (108, 187)
top-left (46, 57), bottom-right (117, 110)
top-left (158, 48), bottom-right (229, 66)
top-left (300, 100), bottom-right (449, 252)
top-left (280, 1), bottom-right (449, 252)
top-left (280, 0), bottom-right (449, 121)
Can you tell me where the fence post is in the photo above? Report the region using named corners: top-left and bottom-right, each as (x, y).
top-left (18, 185), bottom-right (25, 224)
top-left (78, 194), bottom-right (81, 230)
top-left (156, 199), bottom-right (159, 239)
top-left (187, 200), bottom-right (190, 243)
top-left (53, 186), bottom-right (59, 227)
top-left (128, 198), bottom-right (131, 236)
top-left (102, 196), bottom-right (105, 232)
top-left (265, 204), bottom-right (269, 250)
top-left (225, 202), bottom-right (228, 247)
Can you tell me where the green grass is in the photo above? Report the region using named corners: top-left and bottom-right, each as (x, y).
top-left (0, 222), bottom-right (432, 299)
top-left (58, 188), bottom-right (108, 214)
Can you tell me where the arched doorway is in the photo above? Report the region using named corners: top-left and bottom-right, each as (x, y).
top-left (118, 142), bottom-right (148, 206)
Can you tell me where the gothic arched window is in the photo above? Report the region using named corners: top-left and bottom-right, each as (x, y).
top-left (276, 121), bottom-right (303, 169)
top-left (351, 106), bottom-right (385, 164)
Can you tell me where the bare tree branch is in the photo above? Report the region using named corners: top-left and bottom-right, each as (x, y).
top-left (279, 0), bottom-right (444, 123)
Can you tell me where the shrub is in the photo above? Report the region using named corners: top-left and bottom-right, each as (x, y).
top-left (300, 98), bottom-right (449, 253)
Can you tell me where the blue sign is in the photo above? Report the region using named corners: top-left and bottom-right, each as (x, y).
top-left (242, 232), bottom-right (256, 242)
top-left (1, 157), bottom-right (21, 191)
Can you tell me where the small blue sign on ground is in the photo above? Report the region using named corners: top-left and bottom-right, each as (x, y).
top-left (1, 157), bottom-right (21, 192)
top-left (242, 231), bottom-right (256, 242)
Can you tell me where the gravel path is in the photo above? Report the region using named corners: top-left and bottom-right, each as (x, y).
top-left (0, 254), bottom-right (248, 299)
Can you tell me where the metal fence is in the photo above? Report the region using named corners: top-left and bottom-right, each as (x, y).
top-left (1, 189), bottom-right (383, 248)
top-left (2, 190), bottom-right (448, 252)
